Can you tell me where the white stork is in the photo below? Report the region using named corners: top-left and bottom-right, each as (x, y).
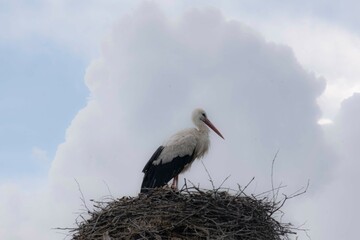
top-left (141, 108), bottom-right (224, 193)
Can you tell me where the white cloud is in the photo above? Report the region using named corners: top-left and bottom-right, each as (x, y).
top-left (254, 18), bottom-right (360, 120)
top-left (334, 93), bottom-right (360, 150)
top-left (290, 93), bottom-right (360, 239)
top-left (0, 182), bottom-right (53, 239)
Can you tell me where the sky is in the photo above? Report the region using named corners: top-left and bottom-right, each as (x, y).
top-left (1, 1), bottom-right (360, 239)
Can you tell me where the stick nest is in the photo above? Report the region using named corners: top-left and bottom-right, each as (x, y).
top-left (70, 186), bottom-right (295, 240)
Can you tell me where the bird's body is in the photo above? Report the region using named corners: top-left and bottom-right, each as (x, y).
top-left (141, 109), bottom-right (224, 193)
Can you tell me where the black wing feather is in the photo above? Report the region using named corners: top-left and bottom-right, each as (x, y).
top-left (141, 147), bottom-right (195, 193)
top-left (142, 146), bottom-right (164, 173)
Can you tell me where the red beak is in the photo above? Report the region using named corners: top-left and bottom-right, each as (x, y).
top-left (203, 118), bottom-right (225, 139)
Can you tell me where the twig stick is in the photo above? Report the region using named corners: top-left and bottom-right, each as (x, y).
top-left (200, 160), bottom-right (215, 190)
top-left (74, 178), bottom-right (89, 212)
top-left (271, 150), bottom-right (280, 202)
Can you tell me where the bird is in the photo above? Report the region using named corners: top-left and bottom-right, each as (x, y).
top-left (141, 108), bottom-right (224, 193)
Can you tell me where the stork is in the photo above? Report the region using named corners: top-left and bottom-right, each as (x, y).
top-left (140, 108), bottom-right (224, 193)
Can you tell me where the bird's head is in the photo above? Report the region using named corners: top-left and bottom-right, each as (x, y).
top-left (192, 108), bottom-right (224, 139)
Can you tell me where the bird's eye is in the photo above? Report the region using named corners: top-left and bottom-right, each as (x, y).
top-left (202, 113), bottom-right (206, 118)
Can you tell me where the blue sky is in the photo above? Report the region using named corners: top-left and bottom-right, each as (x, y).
top-left (1, 1), bottom-right (360, 239)
top-left (0, 39), bottom-right (87, 180)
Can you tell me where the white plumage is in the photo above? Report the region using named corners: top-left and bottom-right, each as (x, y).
top-left (141, 108), bottom-right (224, 192)
top-left (153, 130), bottom-right (199, 165)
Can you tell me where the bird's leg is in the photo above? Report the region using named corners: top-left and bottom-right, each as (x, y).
top-left (171, 175), bottom-right (178, 190)
top-left (175, 175), bottom-right (178, 189)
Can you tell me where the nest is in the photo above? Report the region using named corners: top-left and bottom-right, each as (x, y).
top-left (68, 185), bottom-right (295, 240)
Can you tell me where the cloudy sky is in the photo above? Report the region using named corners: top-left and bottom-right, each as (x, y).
top-left (1, 1), bottom-right (359, 239)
